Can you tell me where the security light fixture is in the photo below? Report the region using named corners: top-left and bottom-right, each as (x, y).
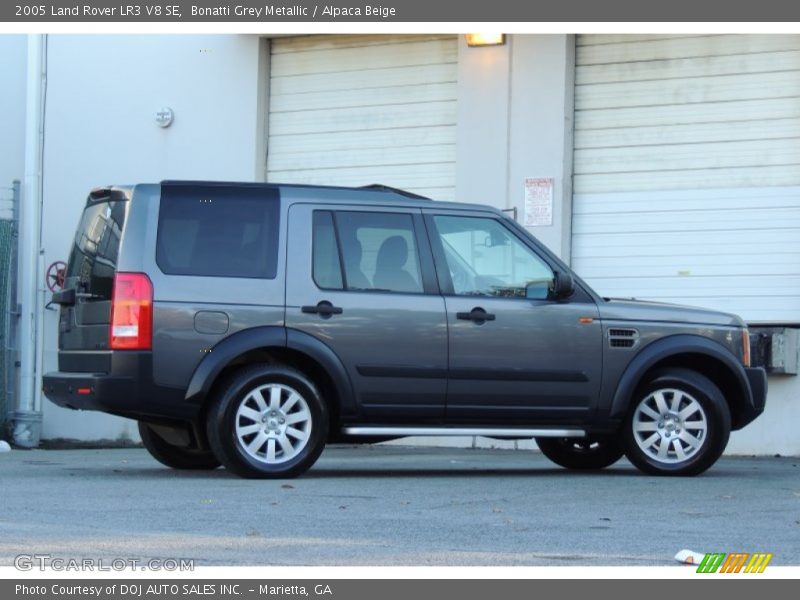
top-left (465, 34), bottom-right (506, 47)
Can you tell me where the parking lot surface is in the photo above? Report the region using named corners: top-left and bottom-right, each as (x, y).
top-left (1, 445), bottom-right (798, 566)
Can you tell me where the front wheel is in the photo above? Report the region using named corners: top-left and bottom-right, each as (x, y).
top-left (206, 364), bottom-right (328, 479)
top-left (536, 436), bottom-right (625, 470)
top-left (623, 368), bottom-right (731, 476)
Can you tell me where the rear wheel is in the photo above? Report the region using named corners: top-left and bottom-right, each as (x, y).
top-left (536, 436), bottom-right (624, 470)
top-left (206, 364), bottom-right (328, 479)
top-left (138, 422), bottom-right (220, 470)
top-left (623, 368), bottom-right (731, 476)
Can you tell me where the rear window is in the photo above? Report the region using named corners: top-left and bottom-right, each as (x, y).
top-left (66, 199), bottom-right (127, 300)
top-left (156, 186), bottom-right (280, 279)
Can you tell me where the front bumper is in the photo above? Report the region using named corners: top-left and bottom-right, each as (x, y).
top-left (736, 366), bottom-right (768, 429)
top-left (43, 351), bottom-right (192, 421)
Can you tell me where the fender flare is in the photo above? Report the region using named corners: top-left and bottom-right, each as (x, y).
top-left (608, 334), bottom-right (751, 420)
top-left (184, 326), bottom-right (356, 417)
top-left (287, 328), bottom-right (357, 417)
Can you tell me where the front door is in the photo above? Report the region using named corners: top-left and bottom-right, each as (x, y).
top-left (424, 211), bottom-right (602, 425)
top-left (285, 204), bottom-right (447, 422)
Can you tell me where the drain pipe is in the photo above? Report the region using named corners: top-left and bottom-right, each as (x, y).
top-left (13, 34), bottom-right (45, 448)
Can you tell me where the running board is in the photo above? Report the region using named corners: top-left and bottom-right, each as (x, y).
top-left (341, 426), bottom-right (586, 438)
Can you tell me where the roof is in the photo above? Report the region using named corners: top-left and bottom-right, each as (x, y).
top-left (158, 180), bottom-right (498, 213)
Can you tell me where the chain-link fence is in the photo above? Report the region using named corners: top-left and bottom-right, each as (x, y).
top-left (0, 181), bottom-right (20, 440)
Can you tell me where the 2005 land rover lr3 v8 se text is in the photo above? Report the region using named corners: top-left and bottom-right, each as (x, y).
top-left (43, 181), bottom-right (767, 478)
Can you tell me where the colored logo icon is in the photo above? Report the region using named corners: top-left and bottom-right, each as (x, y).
top-left (696, 553), bottom-right (772, 573)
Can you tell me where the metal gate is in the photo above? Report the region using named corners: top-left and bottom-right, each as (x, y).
top-left (0, 180), bottom-right (19, 438)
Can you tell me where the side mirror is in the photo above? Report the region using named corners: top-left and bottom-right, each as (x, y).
top-left (550, 271), bottom-right (575, 300)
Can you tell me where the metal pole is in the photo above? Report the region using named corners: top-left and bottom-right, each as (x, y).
top-left (4, 181), bottom-right (21, 434)
top-left (13, 35), bottom-right (44, 448)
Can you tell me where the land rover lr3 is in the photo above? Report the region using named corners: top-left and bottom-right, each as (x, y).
top-left (44, 181), bottom-right (767, 478)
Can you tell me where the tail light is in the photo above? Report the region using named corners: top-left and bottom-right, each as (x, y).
top-left (742, 329), bottom-right (751, 368)
top-left (110, 272), bottom-right (153, 350)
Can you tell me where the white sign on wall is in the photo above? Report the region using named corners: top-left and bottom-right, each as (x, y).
top-left (524, 177), bottom-right (554, 227)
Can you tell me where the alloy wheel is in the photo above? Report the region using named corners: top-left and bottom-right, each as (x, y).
top-left (631, 387), bottom-right (708, 464)
top-left (234, 383), bottom-right (312, 465)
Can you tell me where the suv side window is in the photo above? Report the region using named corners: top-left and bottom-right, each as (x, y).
top-left (432, 215), bottom-right (554, 299)
top-left (157, 186), bottom-right (280, 279)
top-left (312, 211), bottom-right (344, 289)
top-left (311, 210), bottom-right (424, 294)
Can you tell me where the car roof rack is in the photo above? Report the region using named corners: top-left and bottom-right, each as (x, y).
top-left (360, 184), bottom-right (432, 201)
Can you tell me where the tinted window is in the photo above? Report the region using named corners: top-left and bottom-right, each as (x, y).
top-left (335, 212), bottom-right (423, 294)
top-left (312, 211), bottom-right (343, 289)
top-left (157, 186), bottom-right (279, 279)
top-left (66, 200), bottom-right (126, 300)
top-left (433, 215), bottom-right (553, 299)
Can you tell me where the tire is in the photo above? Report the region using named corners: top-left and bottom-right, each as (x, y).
top-left (206, 364), bottom-right (328, 479)
top-left (138, 422), bottom-right (221, 470)
top-left (623, 368), bottom-right (731, 476)
top-left (536, 436), bottom-right (624, 470)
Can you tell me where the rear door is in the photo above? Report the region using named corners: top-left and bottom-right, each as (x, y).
top-left (58, 192), bottom-right (130, 370)
top-left (285, 203), bottom-right (447, 421)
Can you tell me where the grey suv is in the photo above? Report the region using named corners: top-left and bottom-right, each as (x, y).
top-left (44, 181), bottom-right (766, 478)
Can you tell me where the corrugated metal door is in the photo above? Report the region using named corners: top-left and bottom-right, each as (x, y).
top-left (572, 35), bottom-right (800, 322)
top-left (266, 34), bottom-right (457, 201)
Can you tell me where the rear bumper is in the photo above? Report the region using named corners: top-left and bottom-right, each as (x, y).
top-left (43, 352), bottom-right (192, 422)
top-left (736, 366), bottom-right (768, 430)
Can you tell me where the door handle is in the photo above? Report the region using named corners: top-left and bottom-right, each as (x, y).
top-left (301, 301), bottom-right (343, 317)
top-left (456, 307), bottom-right (496, 322)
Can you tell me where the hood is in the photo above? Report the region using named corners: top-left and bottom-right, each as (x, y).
top-left (598, 298), bottom-right (745, 328)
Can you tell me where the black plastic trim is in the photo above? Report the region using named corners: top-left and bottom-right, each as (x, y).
top-left (183, 326), bottom-right (357, 418)
top-left (43, 352), bottom-right (189, 421)
top-left (51, 288), bottom-right (76, 306)
top-left (183, 326), bottom-right (288, 404)
top-left (450, 369), bottom-right (588, 382)
top-left (286, 328), bottom-right (358, 418)
top-left (742, 366), bottom-right (767, 427)
top-left (357, 366), bottom-right (448, 379)
top-left (87, 187), bottom-right (130, 204)
top-left (58, 351), bottom-right (112, 373)
top-left (608, 334), bottom-right (767, 430)
top-left (356, 365), bottom-right (587, 382)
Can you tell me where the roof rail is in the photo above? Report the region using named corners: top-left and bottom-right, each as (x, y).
top-left (159, 180), bottom-right (434, 201)
top-left (360, 184), bottom-right (432, 201)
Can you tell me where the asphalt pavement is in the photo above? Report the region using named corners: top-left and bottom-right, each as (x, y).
top-left (1, 445), bottom-right (798, 566)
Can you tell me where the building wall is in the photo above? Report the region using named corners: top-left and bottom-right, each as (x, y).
top-left (0, 36), bottom-right (26, 214)
top-left (454, 35), bottom-right (510, 210)
top-left (38, 34), bottom-right (265, 440)
top-left (728, 376), bottom-right (798, 455)
top-left (455, 34), bottom-right (575, 260)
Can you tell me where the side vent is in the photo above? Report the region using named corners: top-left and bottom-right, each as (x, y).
top-left (608, 328), bottom-right (639, 349)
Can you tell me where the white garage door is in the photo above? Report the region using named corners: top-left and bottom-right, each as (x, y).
top-left (572, 35), bottom-right (800, 322)
top-left (266, 34), bottom-right (457, 201)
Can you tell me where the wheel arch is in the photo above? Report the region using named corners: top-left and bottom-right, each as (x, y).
top-left (184, 326), bottom-right (356, 431)
top-left (609, 334), bottom-right (752, 430)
